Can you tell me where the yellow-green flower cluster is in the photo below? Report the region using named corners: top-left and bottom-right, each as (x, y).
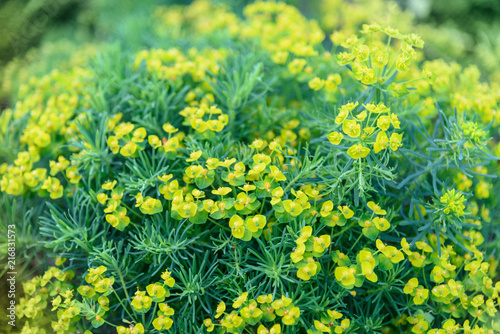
top-left (291, 226), bottom-right (330, 281)
top-left (204, 293), bottom-right (301, 333)
top-left (97, 180), bottom-right (130, 231)
top-left (327, 101), bottom-right (402, 159)
top-left (133, 47), bottom-right (226, 82)
top-left (309, 309), bottom-right (350, 334)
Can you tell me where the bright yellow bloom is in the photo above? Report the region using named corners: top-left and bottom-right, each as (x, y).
top-left (140, 197), bottom-right (163, 215)
top-left (404, 278), bottom-right (419, 294)
top-left (338, 205), bottom-right (354, 219)
top-left (246, 215), bottom-right (266, 232)
top-left (313, 235), bottom-right (331, 253)
top-left (373, 131), bottom-right (389, 153)
top-left (342, 120), bottom-right (361, 138)
top-left (308, 77), bottom-right (325, 91)
top-left (229, 215), bottom-right (245, 239)
top-left (335, 266), bottom-right (356, 287)
top-left (296, 226), bottom-right (312, 244)
top-left (215, 301), bottom-right (226, 319)
top-left (389, 133), bottom-right (403, 151)
top-left (120, 141), bottom-right (138, 157)
top-left (327, 131), bottom-right (344, 145)
top-left (232, 292), bottom-right (248, 308)
top-left (212, 187), bottom-right (232, 196)
top-left (373, 217), bottom-right (390, 231)
top-left (347, 144), bottom-right (370, 159)
top-left (161, 269), bottom-right (175, 288)
top-left (186, 150), bottom-right (202, 162)
top-left (367, 201), bottom-right (386, 215)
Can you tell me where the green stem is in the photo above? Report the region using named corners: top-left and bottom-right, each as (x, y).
top-left (332, 221), bottom-right (356, 238)
top-left (112, 288), bottom-right (136, 321)
top-left (146, 303), bottom-right (158, 329)
top-left (349, 233), bottom-right (363, 251)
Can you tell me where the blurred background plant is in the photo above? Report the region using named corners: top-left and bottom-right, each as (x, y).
top-left (2, 0), bottom-right (500, 104)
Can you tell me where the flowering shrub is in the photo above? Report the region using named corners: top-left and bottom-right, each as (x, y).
top-left (1, 1), bottom-right (499, 333)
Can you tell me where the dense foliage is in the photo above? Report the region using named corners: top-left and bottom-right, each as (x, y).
top-left (1, 1), bottom-right (499, 333)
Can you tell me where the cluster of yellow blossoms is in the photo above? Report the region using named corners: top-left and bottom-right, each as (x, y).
top-left (327, 101), bottom-right (402, 159)
top-left (204, 293), bottom-right (303, 333)
top-left (0, 65), bottom-right (93, 197)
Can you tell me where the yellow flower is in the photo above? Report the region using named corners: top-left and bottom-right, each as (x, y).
top-left (373, 217), bottom-right (390, 231)
top-left (272, 51), bottom-right (288, 64)
top-left (335, 319), bottom-right (350, 334)
top-left (287, 58), bottom-right (307, 74)
top-left (325, 73), bottom-right (342, 90)
top-left (282, 306), bottom-right (300, 325)
top-left (41, 177), bottom-right (63, 199)
top-left (229, 215), bottom-right (245, 239)
top-left (268, 166), bottom-right (287, 181)
top-left (219, 158), bottom-right (237, 168)
top-left (120, 141), bottom-right (138, 157)
top-left (161, 269), bottom-right (175, 288)
top-left (152, 316), bottom-right (173, 331)
top-left (297, 262), bottom-right (318, 281)
top-left (389, 133), bottom-right (403, 151)
top-left (283, 199), bottom-right (304, 217)
top-left (186, 150), bottom-right (202, 162)
top-left (338, 205), bottom-right (354, 219)
top-left (246, 215), bottom-right (267, 232)
top-left (140, 197), bottom-right (163, 215)
top-left (373, 131), bottom-right (389, 153)
top-left (163, 123), bottom-right (178, 134)
top-left (404, 278), bottom-right (419, 294)
top-left (290, 243), bottom-right (305, 263)
top-left (240, 300), bottom-right (263, 319)
top-left (132, 127), bottom-right (147, 143)
top-left (314, 320), bottom-right (331, 333)
top-left (204, 318), bottom-right (214, 332)
top-left (215, 301), bottom-right (226, 319)
top-left (342, 120), bottom-right (361, 138)
top-left (413, 287), bottom-right (429, 305)
top-left (146, 283), bottom-right (167, 300)
top-left (148, 135), bottom-right (162, 149)
top-left (347, 144), bottom-right (370, 159)
top-left (233, 292), bottom-right (248, 308)
top-left (320, 200), bottom-right (334, 217)
top-left (206, 158), bottom-right (219, 170)
top-left (296, 226), bottom-right (312, 244)
top-left (131, 291), bottom-right (152, 313)
top-left (308, 77), bottom-right (325, 91)
top-left (49, 156), bottom-right (70, 176)
top-left (65, 166), bottom-right (81, 184)
top-left (207, 120), bottom-right (225, 132)
top-left (380, 245), bottom-right (404, 263)
top-left (376, 116), bottom-right (391, 131)
top-left (257, 324), bottom-right (281, 334)
top-left (135, 193), bottom-right (143, 207)
top-left (102, 180), bottom-right (117, 190)
top-left (212, 187), bottom-right (232, 196)
top-left (367, 201), bottom-right (387, 215)
top-left (107, 136), bottom-right (120, 154)
top-left (327, 132), bottom-right (343, 145)
top-left (114, 122), bottom-right (134, 139)
top-left (158, 174), bottom-right (173, 182)
top-left (313, 235), bottom-right (331, 253)
top-left (335, 266), bottom-right (355, 287)
top-left (177, 202), bottom-right (198, 218)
